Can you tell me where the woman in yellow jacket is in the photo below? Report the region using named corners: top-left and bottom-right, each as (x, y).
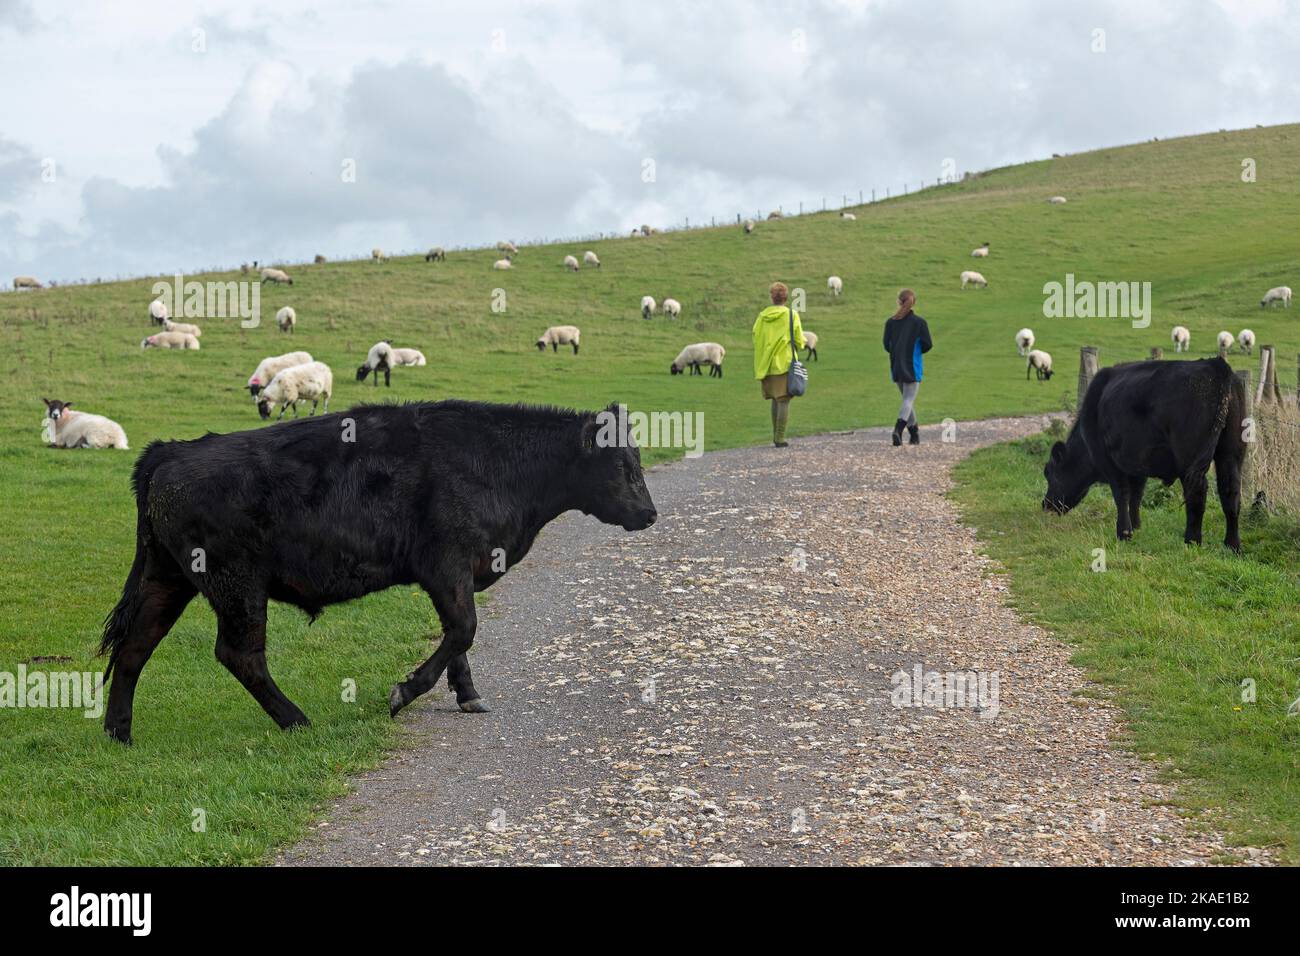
top-left (752, 281), bottom-right (806, 448)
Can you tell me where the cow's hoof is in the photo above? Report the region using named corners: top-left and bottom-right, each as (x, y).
top-left (105, 726), bottom-right (133, 746)
top-left (388, 683), bottom-right (408, 717)
top-left (459, 698), bottom-right (490, 714)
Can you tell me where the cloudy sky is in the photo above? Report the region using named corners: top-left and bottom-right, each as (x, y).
top-left (1, 0), bottom-right (1297, 282)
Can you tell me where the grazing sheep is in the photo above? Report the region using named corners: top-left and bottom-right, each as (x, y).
top-left (971, 242), bottom-right (990, 258)
top-left (1047, 196), bottom-right (1068, 204)
top-left (141, 331), bottom-right (200, 350)
top-left (1260, 286), bottom-right (1292, 308)
top-left (1217, 330), bottom-right (1235, 353)
top-left (639, 224), bottom-right (652, 237)
top-left (743, 219), bottom-right (755, 234)
top-left (662, 297), bottom-right (682, 319)
top-left (425, 247), bottom-right (446, 262)
top-left (149, 298), bottom-right (169, 325)
top-left (356, 341), bottom-right (427, 387)
top-left (496, 241), bottom-right (518, 255)
top-left (1016, 328), bottom-right (1035, 357)
top-left (827, 275), bottom-right (843, 296)
top-left (257, 361), bottom-right (333, 421)
top-left (161, 317), bottom-right (202, 337)
top-left (536, 325), bottom-right (580, 355)
top-left (314, 254), bottom-right (327, 264)
top-left (641, 295), bottom-right (656, 320)
top-left (13, 276), bottom-right (42, 290)
top-left (1171, 326), bottom-right (1191, 353)
top-left (260, 267), bottom-right (293, 285)
top-left (670, 342), bottom-right (726, 378)
top-left (584, 250), bottom-right (600, 268)
top-left (563, 254), bottom-right (580, 272)
top-left (276, 306), bottom-right (296, 334)
top-left (840, 212), bottom-right (857, 221)
top-left (40, 398), bottom-right (128, 449)
top-left (767, 210), bottom-right (783, 220)
top-left (960, 270), bottom-right (988, 289)
top-left (1238, 329), bottom-right (1256, 355)
top-left (371, 248), bottom-right (388, 263)
top-left (248, 350), bottom-right (313, 398)
top-left (1027, 349), bottom-right (1054, 381)
top-left (802, 330), bottom-right (819, 362)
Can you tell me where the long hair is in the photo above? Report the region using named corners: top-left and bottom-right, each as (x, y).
top-left (891, 288), bottom-right (916, 320)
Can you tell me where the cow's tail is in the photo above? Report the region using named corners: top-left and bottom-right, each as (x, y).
top-left (1224, 365), bottom-right (1249, 458)
top-left (99, 441), bottom-right (167, 680)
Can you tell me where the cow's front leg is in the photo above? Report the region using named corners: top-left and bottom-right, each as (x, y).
top-left (1128, 476), bottom-right (1147, 531)
top-left (1109, 480), bottom-right (1133, 541)
top-left (1181, 470), bottom-right (1208, 545)
top-left (390, 572), bottom-right (480, 716)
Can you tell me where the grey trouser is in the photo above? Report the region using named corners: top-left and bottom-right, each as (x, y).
top-left (896, 381), bottom-right (919, 427)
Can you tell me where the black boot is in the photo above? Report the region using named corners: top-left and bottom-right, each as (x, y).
top-left (892, 418), bottom-right (906, 446)
top-left (907, 424), bottom-right (920, 445)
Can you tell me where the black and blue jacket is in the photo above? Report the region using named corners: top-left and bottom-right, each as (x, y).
top-left (883, 311), bottom-right (932, 383)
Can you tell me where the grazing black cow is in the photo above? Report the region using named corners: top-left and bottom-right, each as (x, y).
top-left (1042, 357), bottom-right (1246, 551)
top-left (99, 400), bottom-right (658, 744)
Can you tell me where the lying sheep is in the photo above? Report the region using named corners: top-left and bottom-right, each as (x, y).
top-left (141, 331), bottom-right (200, 350)
top-left (971, 242), bottom-right (990, 258)
top-left (961, 270), bottom-right (988, 289)
top-left (767, 210), bottom-right (783, 220)
top-left (41, 398), bottom-right (128, 449)
top-left (1027, 349), bottom-right (1053, 381)
top-left (840, 212), bottom-right (857, 221)
top-left (1016, 328), bottom-right (1035, 357)
top-left (536, 325), bottom-right (580, 355)
top-left (248, 350), bottom-right (313, 398)
top-left (1171, 326), bottom-right (1190, 353)
top-left (149, 298), bottom-right (169, 325)
top-left (802, 330), bottom-right (819, 362)
top-left (827, 275), bottom-right (843, 296)
top-left (1047, 196), bottom-right (1068, 204)
top-left (1217, 330), bottom-right (1234, 353)
top-left (257, 361), bottom-right (333, 421)
top-left (563, 254), bottom-right (580, 272)
top-left (641, 295), bottom-right (656, 320)
top-left (371, 248), bottom-right (388, 263)
top-left (13, 276), bottom-right (42, 290)
top-left (497, 241), bottom-right (518, 255)
top-left (356, 341), bottom-right (426, 386)
top-left (1261, 286), bottom-right (1292, 308)
top-left (276, 306), bottom-right (296, 334)
top-left (425, 247), bottom-right (446, 262)
top-left (492, 257), bottom-right (513, 270)
top-left (1238, 329), bottom-right (1256, 355)
top-left (662, 297), bottom-right (682, 319)
top-left (670, 342), bottom-right (725, 378)
top-left (584, 250), bottom-right (600, 268)
top-left (161, 317), bottom-right (202, 337)
top-left (743, 219), bottom-right (755, 234)
top-left (260, 267), bottom-right (293, 285)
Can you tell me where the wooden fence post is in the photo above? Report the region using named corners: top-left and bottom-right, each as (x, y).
top-left (1077, 346), bottom-right (1099, 412)
top-left (1257, 346), bottom-right (1280, 405)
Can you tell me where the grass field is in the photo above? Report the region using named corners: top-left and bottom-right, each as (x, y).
top-left (1, 124), bottom-right (1298, 864)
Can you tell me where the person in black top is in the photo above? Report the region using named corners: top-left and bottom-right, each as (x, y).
top-left (882, 288), bottom-right (933, 446)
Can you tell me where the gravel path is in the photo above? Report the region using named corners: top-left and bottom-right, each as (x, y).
top-left (280, 416), bottom-right (1261, 866)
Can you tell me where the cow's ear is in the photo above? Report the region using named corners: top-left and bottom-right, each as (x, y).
top-left (580, 416), bottom-right (600, 454)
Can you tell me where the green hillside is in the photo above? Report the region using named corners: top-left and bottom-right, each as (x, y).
top-left (1, 124), bottom-right (1297, 864)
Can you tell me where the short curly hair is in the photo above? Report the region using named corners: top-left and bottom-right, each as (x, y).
top-left (769, 282), bottom-right (789, 304)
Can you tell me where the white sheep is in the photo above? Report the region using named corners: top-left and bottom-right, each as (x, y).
top-left (641, 295), bottom-right (656, 320)
top-left (840, 212), bottom-right (857, 221)
top-left (40, 398), bottom-right (128, 449)
top-left (670, 342), bottom-right (726, 378)
top-left (971, 242), bottom-right (990, 258)
top-left (1238, 329), bottom-right (1256, 355)
top-left (141, 331), bottom-right (200, 350)
top-left (276, 306), bottom-right (296, 334)
top-left (802, 330), bottom-right (819, 362)
top-left (1260, 286), bottom-right (1292, 308)
top-left (248, 350), bottom-right (313, 398)
top-left (492, 257), bottom-right (513, 270)
top-left (767, 210), bottom-right (783, 220)
top-left (497, 241), bottom-right (518, 255)
top-left (536, 325), bottom-right (580, 355)
top-left (260, 267), bottom-right (293, 285)
top-left (1217, 330), bottom-right (1235, 353)
top-left (563, 254), bottom-right (580, 272)
top-left (961, 270), bottom-right (988, 289)
top-left (827, 275), bottom-right (843, 296)
top-left (425, 247), bottom-right (446, 262)
top-left (662, 297), bottom-right (682, 319)
top-left (371, 248), bottom-right (388, 263)
top-left (1016, 328), bottom-right (1035, 357)
top-left (1171, 326), bottom-right (1190, 353)
top-left (161, 317), bottom-right (202, 337)
top-left (1027, 349), bottom-right (1054, 381)
top-left (1047, 196), bottom-right (1068, 204)
top-left (149, 298), bottom-right (169, 325)
top-left (743, 219), bottom-right (755, 234)
top-left (257, 361), bottom-right (333, 421)
top-left (356, 341), bottom-right (426, 386)
top-left (13, 276), bottom-right (42, 290)
top-left (584, 250), bottom-right (601, 268)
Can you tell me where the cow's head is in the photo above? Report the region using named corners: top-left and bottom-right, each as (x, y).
top-left (1042, 440), bottom-right (1093, 514)
top-left (574, 404), bottom-right (658, 531)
